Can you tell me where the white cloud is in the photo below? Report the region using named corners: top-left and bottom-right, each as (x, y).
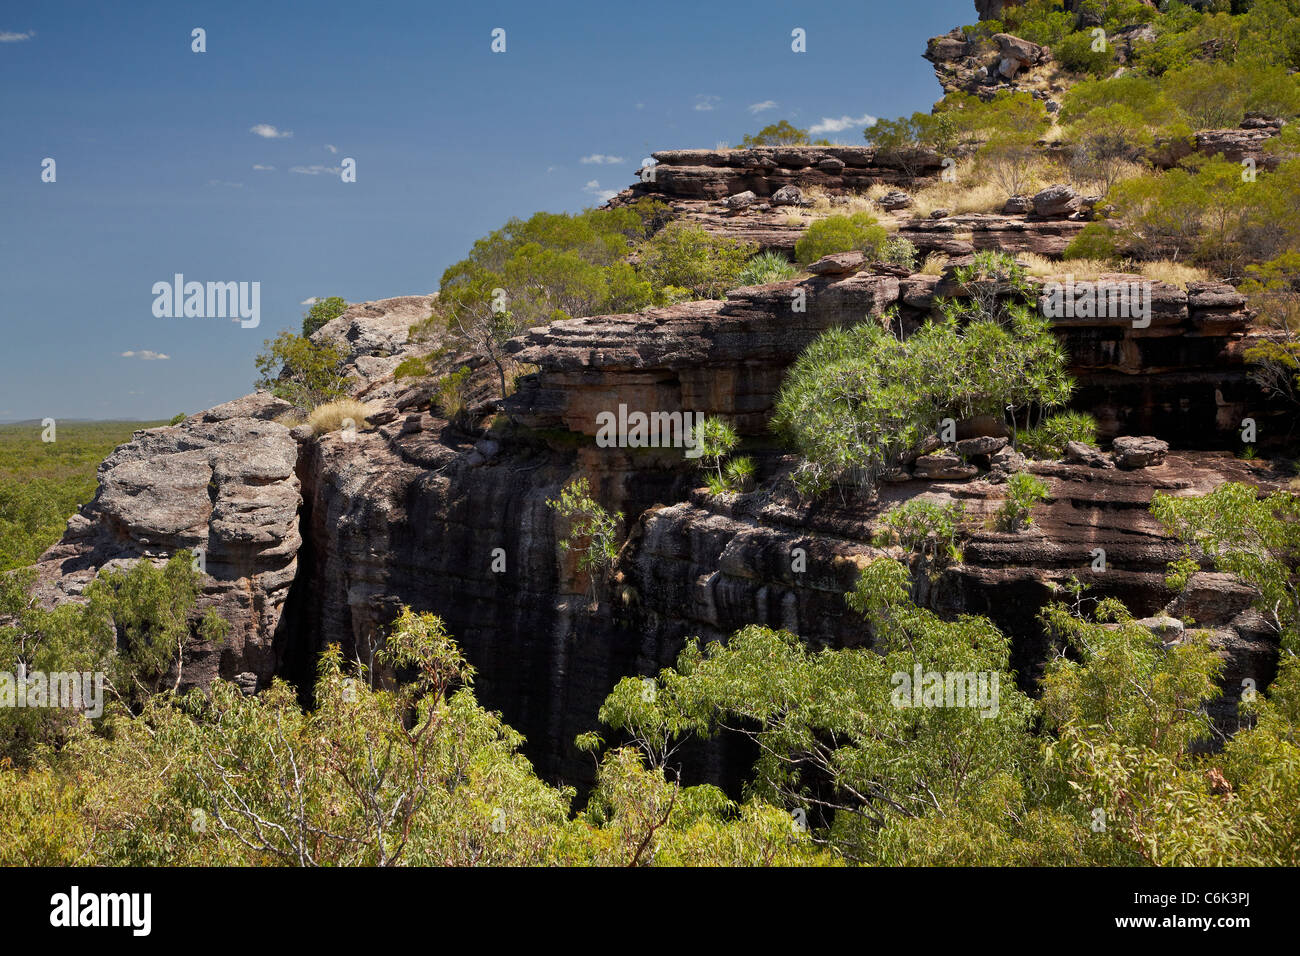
top-left (748, 100), bottom-right (779, 115)
top-left (121, 350), bottom-right (170, 361)
top-left (0, 30), bottom-right (35, 42)
top-left (250, 123), bottom-right (293, 139)
top-left (300, 297), bottom-right (319, 306)
top-left (583, 179), bottom-right (617, 202)
top-left (325, 144), bottom-right (338, 154)
top-left (289, 164), bottom-right (341, 175)
top-left (694, 95), bottom-right (721, 112)
top-left (580, 153), bottom-right (625, 165)
top-left (809, 113), bottom-right (877, 135)
top-left (252, 163), bottom-right (275, 171)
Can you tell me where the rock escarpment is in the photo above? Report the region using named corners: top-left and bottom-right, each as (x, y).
top-left (27, 239), bottom-right (1284, 788)
top-left (509, 263), bottom-right (1263, 449)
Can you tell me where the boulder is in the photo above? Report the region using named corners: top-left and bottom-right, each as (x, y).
top-left (1002, 195), bottom-right (1032, 215)
top-left (1112, 436), bottom-right (1169, 469)
top-left (724, 190), bottom-right (756, 210)
top-left (1065, 441), bottom-right (1114, 469)
top-left (806, 251), bottom-right (866, 276)
top-left (913, 452), bottom-right (979, 481)
top-left (956, 435), bottom-right (1008, 457)
top-left (1032, 184), bottom-right (1081, 218)
top-left (992, 33), bottom-right (1048, 77)
top-left (878, 190), bottom-right (913, 211)
top-left (771, 185), bottom-right (805, 206)
top-left (988, 445), bottom-right (1027, 482)
top-left (1137, 616), bottom-right (1185, 640)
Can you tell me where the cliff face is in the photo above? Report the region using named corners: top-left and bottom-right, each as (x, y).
top-left (29, 244), bottom-right (1283, 786)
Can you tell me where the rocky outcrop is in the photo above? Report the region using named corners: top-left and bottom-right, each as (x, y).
top-left (924, 27), bottom-right (1061, 99)
top-left (898, 212), bottom-right (1086, 257)
top-left (22, 259), bottom-right (1282, 787)
top-left (619, 452), bottom-right (1281, 727)
top-left (508, 265), bottom-right (1258, 449)
top-left (29, 392), bottom-right (302, 690)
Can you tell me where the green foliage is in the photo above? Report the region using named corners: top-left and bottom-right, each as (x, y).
top-left (0, 551), bottom-right (216, 766)
top-left (1017, 411), bottom-right (1100, 459)
top-left (1056, 29), bottom-right (1118, 75)
top-left (413, 200), bottom-right (671, 397)
top-left (723, 456), bottom-right (756, 493)
top-left (547, 478), bottom-right (621, 592)
top-left (636, 222), bottom-right (756, 299)
top-left (592, 558), bottom-right (1038, 863)
top-left (996, 473), bottom-right (1050, 531)
top-left (741, 120), bottom-right (810, 146)
top-left (737, 250), bottom-right (800, 286)
top-left (947, 93), bottom-right (1052, 196)
top-left (254, 331), bottom-right (353, 411)
top-left (1152, 483), bottom-right (1300, 651)
top-left (879, 236), bottom-right (919, 270)
top-left (393, 354), bottom-right (432, 380)
top-left (87, 552), bottom-right (228, 706)
top-left (940, 90), bottom-right (1052, 150)
top-left (301, 296), bottom-right (348, 337)
top-left (1094, 157), bottom-right (1299, 272)
top-left (873, 499), bottom-right (966, 574)
top-left (1063, 221), bottom-right (1119, 260)
top-left (1064, 103), bottom-right (1157, 193)
top-left (864, 111), bottom-right (955, 178)
top-left (167, 413), bottom-right (186, 426)
top-left (775, 254), bottom-right (1072, 496)
top-left (693, 416), bottom-right (740, 493)
top-left (432, 366), bottom-right (471, 420)
top-left (1241, 251), bottom-right (1300, 406)
top-left (793, 212), bottom-right (888, 266)
top-left (0, 421), bottom-right (164, 573)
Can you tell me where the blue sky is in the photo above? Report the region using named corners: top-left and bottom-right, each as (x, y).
top-left (0, 0), bottom-right (974, 421)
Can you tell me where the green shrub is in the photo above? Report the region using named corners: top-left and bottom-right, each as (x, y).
top-left (1063, 222), bottom-right (1119, 261)
top-left (637, 222), bottom-right (756, 299)
top-left (864, 111), bottom-right (956, 179)
top-left (393, 355), bottom-right (432, 380)
top-left (794, 212), bottom-right (888, 266)
top-left (1055, 30), bottom-right (1118, 77)
top-left (996, 473), bottom-right (1050, 532)
top-left (873, 499), bottom-right (967, 572)
top-left (253, 332), bottom-right (353, 411)
top-left (433, 367), bottom-right (472, 420)
top-left (414, 200), bottom-right (671, 388)
top-left (737, 251), bottom-right (800, 286)
top-left (1018, 411), bottom-right (1100, 459)
top-left (723, 456), bottom-right (757, 492)
top-left (775, 253), bottom-right (1071, 496)
top-left (302, 296), bottom-right (349, 337)
top-left (693, 415), bottom-right (741, 493)
top-left (742, 121), bottom-right (810, 146)
top-left (880, 236), bottom-right (919, 270)
top-left (547, 478), bottom-right (621, 597)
